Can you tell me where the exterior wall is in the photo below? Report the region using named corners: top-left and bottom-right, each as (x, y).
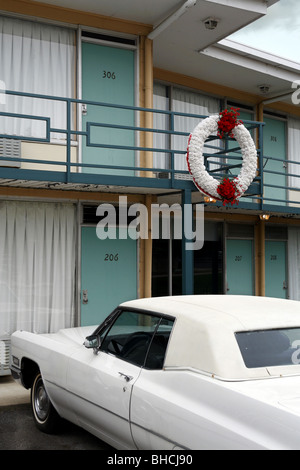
top-left (21, 142), bottom-right (78, 172)
top-left (0, 2), bottom-right (300, 352)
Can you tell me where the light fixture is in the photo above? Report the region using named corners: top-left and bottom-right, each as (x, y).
top-left (259, 214), bottom-right (270, 220)
top-left (204, 196), bottom-right (216, 203)
top-left (258, 84), bottom-right (271, 95)
top-left (203, 17), bottom-right (219, 30)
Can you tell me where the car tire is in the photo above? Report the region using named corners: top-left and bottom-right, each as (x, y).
top-left (31, 372), bottom-right (60, 434)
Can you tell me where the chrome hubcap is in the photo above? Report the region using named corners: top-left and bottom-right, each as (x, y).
top-left (34, 380), bottom-right (50, 421)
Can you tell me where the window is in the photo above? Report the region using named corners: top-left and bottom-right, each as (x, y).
top-left (0, 201), bottom-right (76, 336)
top-left (153, 83), bottom-right (221, 173)
top-left (0, 16), bottom-right (75, 140)
top-left (100, 310), bottom-right (174, 369)
top-left (236, 328), bottom-right (300, 368)
top-left (144, 318), bottom-right (174, 369)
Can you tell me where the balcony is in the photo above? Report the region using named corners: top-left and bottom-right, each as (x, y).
top-left (0, 89), bottom-right (299, 214)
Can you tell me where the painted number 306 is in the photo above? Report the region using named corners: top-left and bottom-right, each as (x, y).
top-left (104, 253), bottom-right (119, 261)
top-left (103, 71), bottom-right (116, 79)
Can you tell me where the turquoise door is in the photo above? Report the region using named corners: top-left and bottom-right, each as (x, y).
top-left (265, 240), bottom-right (287, 298)
top-left (263, 117), bottom-right (286, 206)
top-left (81, 42), bottom-right (135, 175)
top-left (226, 239), bottom-right (254, 295)
top-left (226, 110), bottom-right (253, 203)
top-left (81, 226), bottom-right (137, 326)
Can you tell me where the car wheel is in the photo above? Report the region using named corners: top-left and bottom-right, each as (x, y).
top-left (31, 372), bottom-right (60, 434)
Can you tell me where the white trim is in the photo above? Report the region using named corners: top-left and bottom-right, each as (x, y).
top-left (148, 0), bottom-right (196, 40)
top-left (200, 46), bottom-right (300, 83)
top-left (218, 39), bottom-right (300, 71)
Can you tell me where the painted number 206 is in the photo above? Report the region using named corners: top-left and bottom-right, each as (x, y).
top-left (102, 71), bottom-right (116, 79)
top-left (104, 253), bottom-right (119, 261)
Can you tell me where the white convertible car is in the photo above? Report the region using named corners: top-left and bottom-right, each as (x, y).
top-left (10, 295), bottom-right (300, 450)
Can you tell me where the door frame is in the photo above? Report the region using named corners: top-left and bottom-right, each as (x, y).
top-left (77, 203), bottom-right (140, 326)
top-left (76, 26), bottom-right (139, 171)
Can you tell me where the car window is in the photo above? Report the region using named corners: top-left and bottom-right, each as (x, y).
top-left (100, 310), bottom-right (174, 369)
top-left (144, 318), bottom-right (174, 370)
top-left (100, 310), bottom-right (160, 366)
top-left (236, 328), bottom-right (300, 368)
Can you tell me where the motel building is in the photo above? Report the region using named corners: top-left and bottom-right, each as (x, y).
top-left (1, 0), bottom-right (300, 374)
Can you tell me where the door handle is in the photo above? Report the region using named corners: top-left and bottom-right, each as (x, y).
top-left (82, 289), bottom-right (88, 304)
top-left (118, 372), bottom-right (133, 382)
top-left (82, 103), bottom-right (87, 115)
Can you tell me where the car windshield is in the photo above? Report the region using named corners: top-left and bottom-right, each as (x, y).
top-left (236, 328), bottom-right (300, 369)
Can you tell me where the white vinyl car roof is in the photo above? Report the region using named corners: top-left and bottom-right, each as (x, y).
top-left (121, 296), bottom-right (300, 380)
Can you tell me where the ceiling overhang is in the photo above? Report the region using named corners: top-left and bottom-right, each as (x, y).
top-left (2, 0), bottom-right (294, 103)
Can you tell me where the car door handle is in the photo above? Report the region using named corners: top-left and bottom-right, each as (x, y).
top-left (118, 372), bottom-right (134, 382)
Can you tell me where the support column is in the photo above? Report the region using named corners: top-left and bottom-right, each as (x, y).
top-left (255, 103), bottom-right (266, 297)
top-left (256, 102), bottom-right (264, 209)
top-left (144, 194), bottom-right (153, 298)
top-left (138, 36), bottom-right (153, 298)
top-left (255, 218), bottom-right (266, 296)
top-left (139, 36), bottom-right (153, 177)
top-left (182, 189), bottom-right (194, 295)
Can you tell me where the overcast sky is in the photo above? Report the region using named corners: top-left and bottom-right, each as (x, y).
top-left (229, 0), bottom-right (300, 63)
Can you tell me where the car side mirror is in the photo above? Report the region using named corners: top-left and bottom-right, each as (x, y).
top-left (84, 334), bottom-right (100, 352)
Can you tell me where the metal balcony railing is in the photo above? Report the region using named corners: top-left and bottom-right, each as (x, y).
top-left (0, 90), bottom-right (299, 213)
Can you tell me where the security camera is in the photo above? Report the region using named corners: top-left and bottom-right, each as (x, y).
top-left (203, 18), bottom-right (219, 30)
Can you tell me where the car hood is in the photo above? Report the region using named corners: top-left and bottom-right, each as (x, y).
top-left (43, 325), bottom-right (97, 347)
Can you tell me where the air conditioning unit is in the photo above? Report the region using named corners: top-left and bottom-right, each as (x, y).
top-left (0, 336), bottom-right (11, 376)
top-left (0, 138), bottom-right (21, 167)
top-left (174, 173), bottom-right (192, 181)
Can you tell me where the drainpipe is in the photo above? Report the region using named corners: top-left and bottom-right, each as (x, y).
top-left (148, 0), bottom-right (197, 40)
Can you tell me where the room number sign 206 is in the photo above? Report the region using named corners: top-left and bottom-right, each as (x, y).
top-left (104, 253), bottom-right (119, 261)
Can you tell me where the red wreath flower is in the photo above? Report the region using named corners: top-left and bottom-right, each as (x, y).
top-left (217, 178), bottom-right (240, 206)
top-left (217, 108), bottom-right (242, 139)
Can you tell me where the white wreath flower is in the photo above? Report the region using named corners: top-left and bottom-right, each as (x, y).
top-left (186, 114), bottom-right (257, 204)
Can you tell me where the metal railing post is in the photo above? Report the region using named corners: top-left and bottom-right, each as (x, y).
top-left (66, 98), bottom-right (71, 183)
top-left (182, 189), bottom-right (194, 295)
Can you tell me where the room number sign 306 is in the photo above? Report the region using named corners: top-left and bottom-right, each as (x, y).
top-left (102, 71), bottom-right (116, 79)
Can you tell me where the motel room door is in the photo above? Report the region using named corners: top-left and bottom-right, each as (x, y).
top-left (80, 226), bottom-right (137, 327)
top-left (263, 116), bottom-right (287, 206)
top-left (226, 239), bottom-right (254, 295)
top-left (265, 240), bottom-right (288, 299)
top-left (81, 40), bottom-right (135, 175)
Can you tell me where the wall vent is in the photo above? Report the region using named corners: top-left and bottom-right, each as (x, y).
top-left (0, 337), bottom-right (11, 376)
top-left (0, 138), bottom-right (21, 167)
top-left (82, 31), bottom-right (136, 47)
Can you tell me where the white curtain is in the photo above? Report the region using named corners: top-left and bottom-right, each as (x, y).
top-left (288, 117), bottom-right (300, 189)
top-left (153, 85), bottom-right (220, 173)
top-left (0, 16), bottom-right (75, 140)
top-left (288, 227), bottom-right (300, 300)
top-left (172, 88), bottom-right (220, 172)
top-left (0, 201), bottom-right (77, 336)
